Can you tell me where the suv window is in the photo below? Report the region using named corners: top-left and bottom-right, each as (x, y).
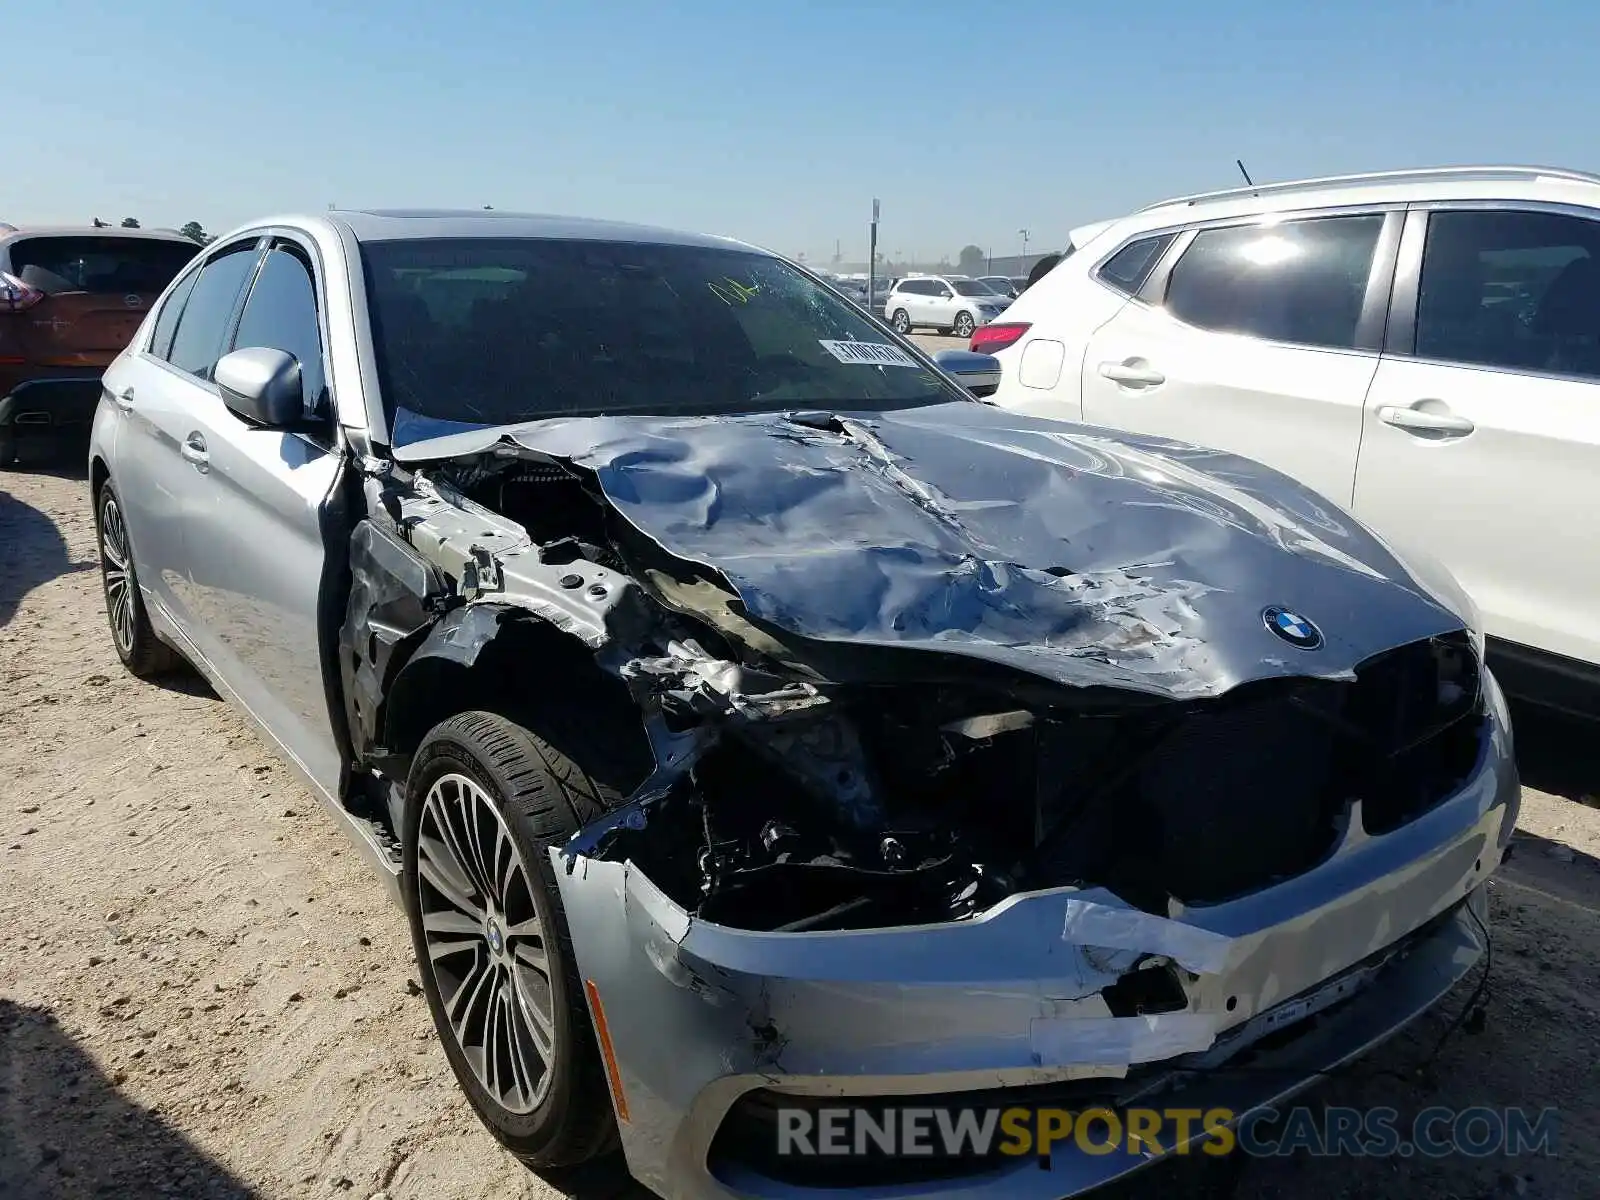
top-left (167, 244), bottom-right (261, 379)
top-left (1097, 233), bottom-right (1178, 295)
top-left (898, 280), bottom-right (927, 295)
top-left (147, 268), bottom-right (199, 360)
top-left (1164, 214), bottom-right (1384, 349)
top-left (1415, 209), bottom-right (1600, 378)
top-left (231, 247), bottom-right (327, 411)
top-left (7, 236), bottom-right (197, 295)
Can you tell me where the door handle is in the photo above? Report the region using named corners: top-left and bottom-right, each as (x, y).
top-left (180, 432), bottom-right (210, 470)
top-left (1098, 361), bottom-right (1166, 387)
top-left (1377, 405), bottom-right (1475, 435)
top-left (112, 387), bottom-right (135, 411)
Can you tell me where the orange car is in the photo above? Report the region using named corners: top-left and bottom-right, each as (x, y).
top-left (0, 226), bottom-right (200, 464)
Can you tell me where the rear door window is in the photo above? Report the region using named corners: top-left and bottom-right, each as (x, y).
top-left (147, 268), bottom-right (199, 360)
top-left (1163, 214), bottom-right (1384, 349)
top-left (8, 236), bottom-right (198, 295)
top-left (166, 244), bottom-right (262, 380)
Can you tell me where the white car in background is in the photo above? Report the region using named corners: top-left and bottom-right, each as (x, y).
top-left (883, 274), bottom-right (1009, 337)
top-left (978, 165), bottom-right (1600, 716)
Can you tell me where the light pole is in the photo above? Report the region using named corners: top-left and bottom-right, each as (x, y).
top-left (1019, 228), bottom-right (1031, 266)
top-left (867, 198), bottom-right (880, 310)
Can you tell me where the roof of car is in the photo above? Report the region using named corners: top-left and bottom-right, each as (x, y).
top-left (325, 208), bottom-right (750, 250)
top-left (1138, 164), bottom-right (1600, 214)
top-left (1066, 164), bottom-right (1600, 258)
top-left (0, 225), bottom-right (199, 244)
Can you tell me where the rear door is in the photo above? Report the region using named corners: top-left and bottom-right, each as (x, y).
top-left (888, 282), bottom-right (919, 325)
top-left (1080, 210), bottom-right (1400, 509)
top-left (7, 235), bottom-right (199, 369)
top-left (1354, 205), bottom-right (1600, 670)
top-left (111, 239), bottom-right (263, 630)
top-left (178, 238), bottom-right (346, 796)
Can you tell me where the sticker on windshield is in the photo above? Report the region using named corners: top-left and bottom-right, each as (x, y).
top-left (819, 340), bottom-right (920, 367)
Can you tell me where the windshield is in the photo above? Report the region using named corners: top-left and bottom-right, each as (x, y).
top-left (953, 279), bottom-right (998, 296)
top-left (362, 238), bottom-right (964, 439)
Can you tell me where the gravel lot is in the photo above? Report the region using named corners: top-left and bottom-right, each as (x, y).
top-left (2, 442), bottom-right (1598, 1200)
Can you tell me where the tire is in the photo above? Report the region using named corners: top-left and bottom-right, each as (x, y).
top-left (891, 308), bottom-right (911, 334)
top-left (0, 429), bottom-right (15, 467)
top-left (953, 311), bottom-right (976, 339)
top-left (96, 483), bottom-right (178, 677)
top-left (403, 709), bottom-right (629, 1169)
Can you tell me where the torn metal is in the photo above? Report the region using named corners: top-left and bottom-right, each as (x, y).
top-left (332, 392), bottom-right (1519, 1198)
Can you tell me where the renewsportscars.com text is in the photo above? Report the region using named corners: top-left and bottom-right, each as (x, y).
top-left (775, 1105), bottom-right (1560, 1160)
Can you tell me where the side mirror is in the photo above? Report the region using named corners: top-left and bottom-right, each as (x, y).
top-left (933, 349), bottom-right (1002, 398)
top-left (215, 346), bottom-right (304, 428)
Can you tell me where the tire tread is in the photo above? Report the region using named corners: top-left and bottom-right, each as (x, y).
top-left (411, 709), bottom-right (628, 1166)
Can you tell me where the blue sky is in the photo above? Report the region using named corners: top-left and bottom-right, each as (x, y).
top-left (7, 0), bottom-right (1592, 262)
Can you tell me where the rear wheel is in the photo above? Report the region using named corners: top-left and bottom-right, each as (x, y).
top-left (891, 308), bottom-right (911, 334)
top-left (97, 483), bottom-right (178, 677)
top-left (953, 311), bottom-right (976, 339)
top-left (403, 710), bottom-right (627, 1168)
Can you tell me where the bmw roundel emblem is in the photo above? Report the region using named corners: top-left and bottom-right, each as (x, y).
top-left (1263, 606), bottom-right (1323, 650)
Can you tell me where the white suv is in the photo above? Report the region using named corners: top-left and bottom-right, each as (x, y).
top-left (883, 274), bottom-right (1010, 337)
top-left (980, 165), bottom-right (1600, 714)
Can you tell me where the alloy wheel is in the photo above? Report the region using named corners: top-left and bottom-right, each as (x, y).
top-left (416, 772), bottom-right (557, 1114)
top-left (99, 495), bottom-right (136, 656)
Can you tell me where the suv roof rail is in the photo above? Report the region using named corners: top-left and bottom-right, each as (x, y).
top-left (1138, 165), bottom-right (1600, 212)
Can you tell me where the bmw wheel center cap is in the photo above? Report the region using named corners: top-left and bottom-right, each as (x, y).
top-left (1263, 606), bottom-right (1323, 650)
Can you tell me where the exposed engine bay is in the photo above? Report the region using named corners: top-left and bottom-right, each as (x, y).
top-left (343, 428), bottom-right (1489, 935)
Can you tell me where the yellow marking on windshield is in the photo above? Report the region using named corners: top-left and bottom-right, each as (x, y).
top-left (708, 276), bottom-right (761, 305)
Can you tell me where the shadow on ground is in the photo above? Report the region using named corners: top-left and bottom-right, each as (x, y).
top-left (0, 1000), bottom-right (257, 1199)
top-left (0, 486), bottom-right (94, 631)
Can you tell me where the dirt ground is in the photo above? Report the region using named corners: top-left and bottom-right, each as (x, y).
top-left (3, 447), bottom-right (1598, 1200)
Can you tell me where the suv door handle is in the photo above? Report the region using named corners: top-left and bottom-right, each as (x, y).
top-left (1377, 405), bottom-right (1475, 435)
top-left (180, 432), bottom-right (210, 470)
top-left (112, 387), bottom-right (135, 411)
top-left (1098, 361), bottom-right (1166, 387)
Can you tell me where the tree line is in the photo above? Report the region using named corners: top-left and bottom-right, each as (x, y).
top-left (90, 217), bottom-right (214, 244)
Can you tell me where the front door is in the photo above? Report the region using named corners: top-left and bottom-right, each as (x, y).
top-left (1354, 206), bottom-right (1600, 668)
top-left (178, 241), bottom-right (346, 796)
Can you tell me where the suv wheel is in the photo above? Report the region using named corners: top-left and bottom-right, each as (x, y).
top-left (403, 710), bottom-right (625, 1169)
top-left (96, 483), bottom-right (178, 677)
top-left (891, 308), bottom-right (911, 334)
top-left (953, 311), bottom-right (976, 339)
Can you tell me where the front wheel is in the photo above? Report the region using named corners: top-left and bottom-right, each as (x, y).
top-left (0, 429), bottom-right (15, 467)
top-left (891, 308), bottom-right (911, 334)
top-left (403, 710), bottom-right (625, 1168)
top-left (953, 311), bottom-right (976, 339)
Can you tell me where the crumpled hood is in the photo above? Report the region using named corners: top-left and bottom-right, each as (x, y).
top-left (402, 402), bottom-right (1464, 699)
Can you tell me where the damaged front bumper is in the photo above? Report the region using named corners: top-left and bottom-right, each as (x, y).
top-left (553, 673), bottom-right (1518, 1200)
